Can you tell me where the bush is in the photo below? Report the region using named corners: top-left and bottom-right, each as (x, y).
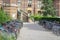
top-left (30, 13), bottom-right (57, 21)
top-left (0, 9), bottom-right (11, 24)
top-left (30, 14), bottom-right (43, 21)
top-left (39, 17), bottom-right (60, 23)
top-left (0, 32), bottom-right (16, 40)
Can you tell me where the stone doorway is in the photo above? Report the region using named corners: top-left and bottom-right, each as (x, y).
top-left (17, 10), bottom-right (33, 22)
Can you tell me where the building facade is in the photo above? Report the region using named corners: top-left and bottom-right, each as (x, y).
top-left (0, 0), bottom-right (18, 19)
top-left (53, 0), bottom-right (60, 16)
top-left (0, 0), bottom-right (60, 21)
top-left (19, 0), bottom-right (43, 22)
top-left (20, 0), bottom-right (43, 15)
top-left (16, 0), bottom-right (60, 21)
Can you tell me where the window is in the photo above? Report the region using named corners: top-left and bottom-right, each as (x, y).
top-left (17, 0), bottom-right (21, 6)
top-left (28, 3), bottom-right (32, 7)
top-left (38, 4), bottom-right (41, 8)
top-left (37, 0), bottom-right (43, 8)
top-left (28, 0), bottom-right (32, 4)
top-left (28, 0), bottom-right (32, 3)
top-left (38, 11), bottom-right (41, 14)
top-left (28, 0), bottom-right (32, 7)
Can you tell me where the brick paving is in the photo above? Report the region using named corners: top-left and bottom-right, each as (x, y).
top-left (17, 23), bottom-right (60, 40)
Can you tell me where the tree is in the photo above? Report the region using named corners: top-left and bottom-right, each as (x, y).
top-left (42, 0), bottom-right (56, 17)
top-left (0, 8), bottom-right (11, 24)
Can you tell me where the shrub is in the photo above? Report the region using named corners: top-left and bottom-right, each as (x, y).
top-left (0, 9), bottom-right (11, 24)
top-left (39, 17), bottom-right (60, 23)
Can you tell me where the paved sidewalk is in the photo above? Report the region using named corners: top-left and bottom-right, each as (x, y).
top-left (17, 23), bottom-right (60, 40)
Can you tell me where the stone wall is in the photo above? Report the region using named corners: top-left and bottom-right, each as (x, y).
top-left (3, 0), bottom-right (18, 19)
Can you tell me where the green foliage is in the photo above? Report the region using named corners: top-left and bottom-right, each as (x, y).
top-left (0, 32), bottom-right (16, 40)
top-left (0, 33), bottom-right (3, 40)
top-left (30, 14), bottom-right (57, 21)
top-left (42, 0), bottom-right (56, 16)
top-left (0, 9), bottom-right (11, 24)
top-left (30, 0), bottom-right (57, 21)
top-left (39, 17), bottom-right (60, 23)
top-left (30, 14), bottom-right (42, 21)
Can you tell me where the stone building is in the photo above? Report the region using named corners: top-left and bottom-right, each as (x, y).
top-left (3, 0), bottom-right (18, 19)
top-left (53, 0), bottom-right (60, 16)
top-left (20, 0), bottom-right (60, 18)
top-left (18, 0), bottom-right (43, 22)
top-left (0, 0), bottom-right (60, 22)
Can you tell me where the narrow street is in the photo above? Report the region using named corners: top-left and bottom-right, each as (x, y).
top-left (17, 22), bottom-right (60, 40)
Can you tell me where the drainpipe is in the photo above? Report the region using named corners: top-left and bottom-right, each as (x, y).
top-left (34, 0), bottom-right (35, 16)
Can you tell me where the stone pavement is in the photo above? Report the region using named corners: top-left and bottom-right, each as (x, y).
top-left (17, 23), bottom-right (60, 40)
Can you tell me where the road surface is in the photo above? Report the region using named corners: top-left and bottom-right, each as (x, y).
top-left (17, 23), bottom-right (60, 40)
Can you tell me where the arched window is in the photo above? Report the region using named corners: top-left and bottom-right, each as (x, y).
top-left (38, 11), bottom-right (41, 14)
top-left (28, 10), bottom-right (31, 13)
